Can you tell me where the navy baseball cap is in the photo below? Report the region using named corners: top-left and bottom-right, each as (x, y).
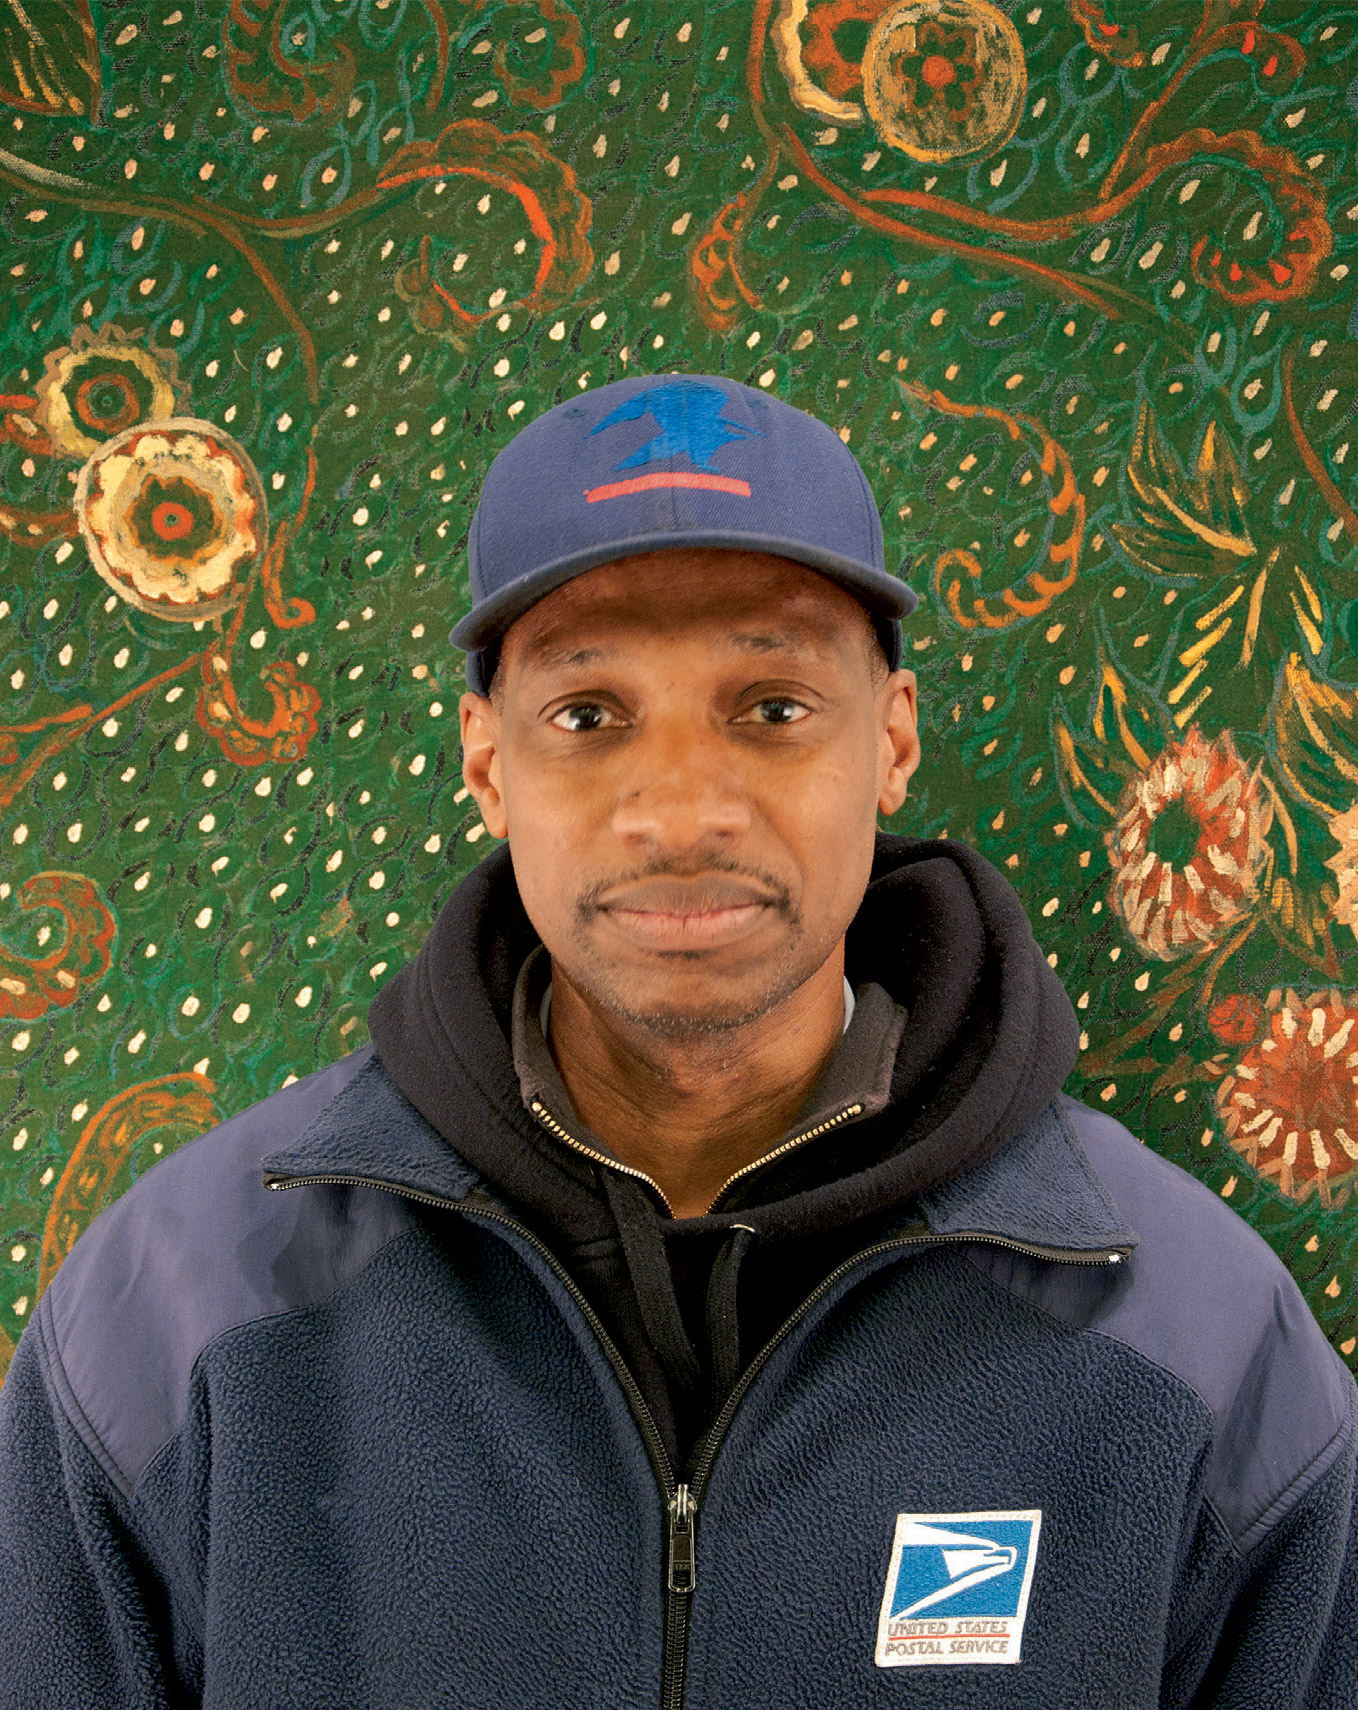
top-left (449, 372), bottom-right (918, 695)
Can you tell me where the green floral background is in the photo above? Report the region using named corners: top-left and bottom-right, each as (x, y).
top-left (3, 0), bottom-right (1358, 1387)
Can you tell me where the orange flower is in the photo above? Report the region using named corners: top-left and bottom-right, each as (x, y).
top-left (800, 0), bottom-right (897, 99)
top-left (1105, 727), bottom-right (1271, 961)
top-left (1212, 988), bottom-right (1358, 1208)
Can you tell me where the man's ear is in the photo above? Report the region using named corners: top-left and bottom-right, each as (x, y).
top-left (877, 669), bottom-right (920, 818)
top-left (459, 692), bottom-right (509, 840)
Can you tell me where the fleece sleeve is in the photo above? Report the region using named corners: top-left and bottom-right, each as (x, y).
top-left (0, 1299), bottom-right (184, 1710)
top-left (1162, 1386), bottom-right (1358, 1710)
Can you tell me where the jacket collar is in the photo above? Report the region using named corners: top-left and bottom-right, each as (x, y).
top-left (261, 1049), bottom-right (1137, 1260)
top-left (261, 1047), bottom-right (484, 1203)
top-left (919, 1093), bottom-right (1137, 1258)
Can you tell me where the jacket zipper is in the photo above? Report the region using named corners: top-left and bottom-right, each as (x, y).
top-left (526, 1098), bottom-right (868, 1216)
top-left (263, 1168), bottom-right (1127, 1708)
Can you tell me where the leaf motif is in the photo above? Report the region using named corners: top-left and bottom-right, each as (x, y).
top-left (1052, 705), bottom-right (1129, 822)
top-left (1110, 403), bottom-right (1254, 581)
top-left (38, 1074), bottom-right (219, 1296)
top-left (1091, 656), bottom-right (1162, 771)
top-left (1111, 405), bottom-right (1340, 735)
top-left (899, 381), bottom-right (1084, 631)
top-left (1168, 127), bottom-right (1331, 307)
top-left (1260, 871), bottom-right (1340, 972)
top-left (1069, 0), bottom-right (1144, 67)
top-left (0, 870), bottom-right (116, 1021)
top-left (0, 0), bottom-right (100, 119)
top-left (494, 0), bottom-right (587, 110)
top-left (380, 121), bottom-right (594, 334)
top-left (1272, 652), bottom-right (1358, 816)
top-left (1256, 792), bottom-right (1351, 976)
top-left (691, 196), bottom-right (765, 333)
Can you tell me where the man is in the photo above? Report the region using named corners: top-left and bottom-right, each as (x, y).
top-left (0, 373), bottom-right (1353, 1707)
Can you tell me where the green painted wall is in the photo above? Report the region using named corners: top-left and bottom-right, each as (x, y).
top-left (2, 0), bottom-right (1356, 1385)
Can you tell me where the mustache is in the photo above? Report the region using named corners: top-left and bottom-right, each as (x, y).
top-left (586, 866), bottom-right (789, 916)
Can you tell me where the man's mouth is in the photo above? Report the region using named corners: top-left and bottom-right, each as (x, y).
top-left (600, 901), bottom-right (769, 948)
top-left (596, 878), bottom-right (778, 949)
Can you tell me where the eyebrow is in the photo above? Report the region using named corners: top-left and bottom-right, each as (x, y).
top-left (525, 630), bottom-right (825, 671)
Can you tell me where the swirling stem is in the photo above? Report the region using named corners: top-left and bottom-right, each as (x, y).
top-left (419, 0), bottom-right (452, 110)
top-left (201, 184), bottom-right (384, 237)
top-left (1100, 18), bottom-right (1276, 198)
top-left (780, 125), bottom-right (1128, 317)
top-left (0, 649), bottom-right (205, 814)
top-left (856, 147), bottom-right (1210, 244)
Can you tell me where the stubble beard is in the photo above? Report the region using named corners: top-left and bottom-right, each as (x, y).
top-left (563, 904), bottom-right (817, 1043)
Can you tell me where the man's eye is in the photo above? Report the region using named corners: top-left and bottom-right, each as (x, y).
top-left (744, 698), bottom-right (809, 725)
top-left (549, 703), bottom-right (616, 732)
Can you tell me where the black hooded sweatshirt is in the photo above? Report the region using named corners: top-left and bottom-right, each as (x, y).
top-left (367, 832), bottom-right (1080, 1471)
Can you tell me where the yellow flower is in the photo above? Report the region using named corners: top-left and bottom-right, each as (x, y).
top-left (74, 419), bottom-right (266, 622)
top-left (34, 325), bottom-right (183, 458)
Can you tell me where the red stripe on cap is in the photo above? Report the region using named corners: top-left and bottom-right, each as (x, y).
top-left (584, 472), bottom-right (752, 502)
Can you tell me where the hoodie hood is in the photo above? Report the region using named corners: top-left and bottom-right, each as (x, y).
top-left (367, 831), bottom-right (1079, 1233)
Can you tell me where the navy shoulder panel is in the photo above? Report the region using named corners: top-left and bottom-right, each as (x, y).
top-left (41, 1045), bottom-right (419, 1498)
top-left (975, 1095), bottom-right (1356, 1552)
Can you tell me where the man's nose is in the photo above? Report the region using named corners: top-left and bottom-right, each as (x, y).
top-left (608, 717), bottom-right (754, 846)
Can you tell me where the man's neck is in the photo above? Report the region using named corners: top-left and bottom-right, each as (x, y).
top-left (544, 954), bottom-right (849, 1217)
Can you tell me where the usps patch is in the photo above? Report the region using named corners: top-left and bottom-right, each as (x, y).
top-left (875, 1510), bottom-right (1042, 1667)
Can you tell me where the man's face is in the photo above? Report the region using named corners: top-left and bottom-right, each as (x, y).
top-left (458, 549), bottom-right (920, 1039)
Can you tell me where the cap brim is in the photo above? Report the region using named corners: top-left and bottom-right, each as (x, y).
top-left (449, 530), bottom-right (917, 650)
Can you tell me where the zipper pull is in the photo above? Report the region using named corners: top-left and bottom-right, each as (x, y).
top-left (667, 1484), bottom-right (697, 1593)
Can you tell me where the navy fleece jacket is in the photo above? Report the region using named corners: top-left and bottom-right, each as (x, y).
top-left (0, 838), bottom-right (1353, 1706)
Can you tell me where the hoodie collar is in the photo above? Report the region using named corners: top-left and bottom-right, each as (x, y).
top-left (506, 940), bottom-right (908, 1215)
top-left (260, 1047), bottom-right (1136, 1260)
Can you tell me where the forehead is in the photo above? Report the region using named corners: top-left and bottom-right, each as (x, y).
top-left (523, 627), bottom-right (831, 674)
top-left (505, 548), bottom-right (868, 673)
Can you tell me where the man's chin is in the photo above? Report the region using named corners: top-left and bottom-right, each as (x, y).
top-left (579, 963), bottom-right (808, 1042)
top-left (595, 1000), bottom-right (770, 1042)
top-left (558, 913), bottom-right (812, 1037)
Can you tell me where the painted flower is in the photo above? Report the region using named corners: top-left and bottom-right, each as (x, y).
top-left (883, 19), bottom-right (982, 121)
top-left (33, 325), bottom-right (184, 459)
top-left (380, 121), bottom-right (593, 340)
top-left (800, 0), bottom-right (897, 99)
top-left (74, 419), bottom-right (266, 622)
top-left (1210, 988), bottom-right (1358, 1209)
top-left (860, 0), bottom-right (1027, 164)
top-left (1105, 727), bottom-right (1272, 961)
top-left (1325, 800), bottom-right (1358, 943)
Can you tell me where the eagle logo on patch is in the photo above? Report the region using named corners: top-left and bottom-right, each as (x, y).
top-left (875, 1511), bottom-right (1042, 1667)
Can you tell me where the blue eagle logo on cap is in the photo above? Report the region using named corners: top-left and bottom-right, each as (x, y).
top-left (590, 380), bottom-right (763, 472)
